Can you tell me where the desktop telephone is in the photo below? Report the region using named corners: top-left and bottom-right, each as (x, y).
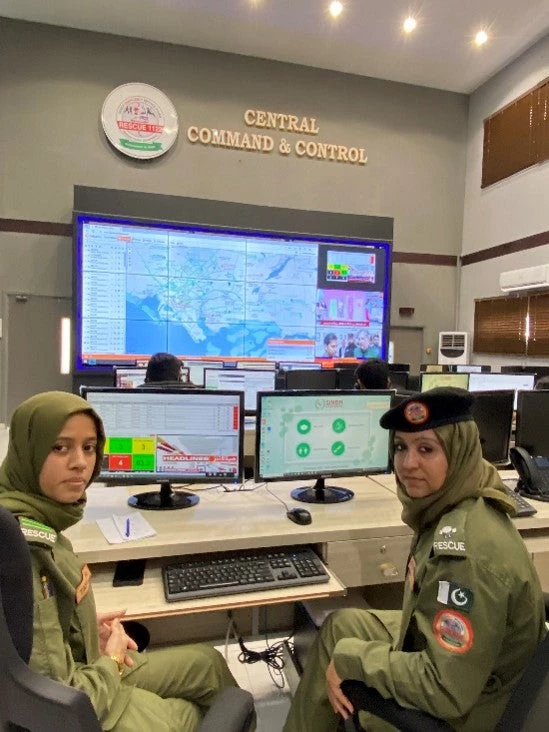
top-left (509, 446), bottom-right (549, 502)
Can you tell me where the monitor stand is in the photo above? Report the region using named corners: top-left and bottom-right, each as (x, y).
top-left (127, 481), bottom-right (199, 510)
top-left (291, 477), bottom-right (354, 504)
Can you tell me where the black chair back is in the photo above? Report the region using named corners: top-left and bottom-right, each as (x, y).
top-left (0, 505), bottom-right (33, 662)
top-left (0, 505), bottom-right (102, 731)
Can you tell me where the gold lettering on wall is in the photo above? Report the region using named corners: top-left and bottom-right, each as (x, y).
top-left (244, 109), bottom-right (319, 135)
top-left (186, 109), bottom-right (367, 166)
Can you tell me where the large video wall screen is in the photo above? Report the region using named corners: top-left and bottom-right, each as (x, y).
top-left (74, 215), bottom-right (391, 371)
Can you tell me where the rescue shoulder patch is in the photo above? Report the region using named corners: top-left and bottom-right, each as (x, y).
top-left (19, 516), bottom-right (57, 549)
top-left (432, 509), bottom-right (468, 557)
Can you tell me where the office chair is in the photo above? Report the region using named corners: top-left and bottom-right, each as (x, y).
top-left (341, 595), bottom-right (549, 732)
top-left (0, 505), bottom-right (255, 732)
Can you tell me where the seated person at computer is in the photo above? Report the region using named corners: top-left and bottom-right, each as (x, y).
top-left (143, 351), bottom-right (195, 387)
top-left (283, 387), bottom-right (546, 732)
top-left (354, 358), bottom-right (390, 390)
top-left (0, 392), bottom-right (240, 731)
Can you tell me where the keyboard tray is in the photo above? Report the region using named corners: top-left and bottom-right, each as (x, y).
top-left (163, 545), bottom-right (329, 602)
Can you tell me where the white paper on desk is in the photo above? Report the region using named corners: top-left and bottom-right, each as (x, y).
top-left (97, 513), bottom-right (157, 544)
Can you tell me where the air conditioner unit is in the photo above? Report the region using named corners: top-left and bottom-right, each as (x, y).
top-left (438, 332), bottom-right (470, 365)
top-left (499, 265), bottom-right (549, 292)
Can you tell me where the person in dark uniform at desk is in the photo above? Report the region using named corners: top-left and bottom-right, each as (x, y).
top-left (283, 387), bottom-right (546, 732)
top-left (354, 358), bottom-right (390, 390)
top-left (0, 392), bottom-right (240, 731)
top-left (143, 351), bottom-right (189, 385)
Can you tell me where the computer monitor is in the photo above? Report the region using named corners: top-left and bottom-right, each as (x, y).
top-left (470, 390), bottom-right (514, 465)
top-left (235, 361), bottom-right (277, 370)
top-left (285, 369), bottom-right (338, 390)
top-left (180, 360), bottom-right (224, 386)
top-left (515, 391), bottom-right (549, 457)
top-left (82, 387), bottom-right (244, 510)
top-left (113, 367), bottom-right (147, 388)
top-left (277, 362), bottom-right (323, 371)
top-left (468, 372), bottom-right (536, 410)
top-left (420, 373), bottom-right (469, 391)
top-left (420, 364), bottom-right (450, 373)
top-left (113, 366), bottom-right (190, 388)
top-left (452, 364), bottom-right (491, 374)
top-left (336, 368), bottom-right (357, 390)
top-left (204, 368), bottom-right (276, 413)
top-left (256, 390), bottom-right (392, 504)
top-left (388, 371), bottom-right (409, 390)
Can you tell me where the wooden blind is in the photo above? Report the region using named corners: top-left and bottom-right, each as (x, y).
top-left (473, 296), bottom-right (528, 354)
top-left (482, 77), bottom-right (549, 188)
top-left (527, 292), bottom-right (549, 356)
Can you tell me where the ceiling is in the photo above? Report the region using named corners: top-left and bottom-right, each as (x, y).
top-left (1, 0), bottom-right (548, 93)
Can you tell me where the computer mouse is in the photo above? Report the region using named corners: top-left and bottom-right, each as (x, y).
top-left (287, 507), bottom-right (312, 525)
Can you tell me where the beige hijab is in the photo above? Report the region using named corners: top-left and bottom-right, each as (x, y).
top-left (392, 420), bottom-right (516, 532)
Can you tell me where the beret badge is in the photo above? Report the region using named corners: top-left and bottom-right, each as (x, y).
top-left (404, 401), bottom-right (429, 425)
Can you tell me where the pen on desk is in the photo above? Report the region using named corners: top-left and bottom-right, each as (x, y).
top-left (125, 518), bottom-right (131, 538)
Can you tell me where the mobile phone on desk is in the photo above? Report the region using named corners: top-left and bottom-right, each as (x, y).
top-left (112, 558), bottom-right (146, 587)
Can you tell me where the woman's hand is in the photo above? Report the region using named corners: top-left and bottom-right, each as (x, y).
top-left (97, 609), bottom-right (127, 654)
top-left (100, 614), bottom-right (138, 668)
top-left (326, 660), bottom-right (354, 720)
top-left (104, 618), bottom-right (137, 669)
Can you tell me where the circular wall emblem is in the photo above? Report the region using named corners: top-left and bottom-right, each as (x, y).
top-left (403, 401), bottom-right (429, 425)
top-left (101, 83), bottom-right (178, 160)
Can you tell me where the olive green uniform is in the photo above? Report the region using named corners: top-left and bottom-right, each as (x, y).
top-left (0, 392), bottom-right (240, 732)
top-left (284, 496), bottom-right (546, 732)
top-left (27, 526), bottom-right (237, 731)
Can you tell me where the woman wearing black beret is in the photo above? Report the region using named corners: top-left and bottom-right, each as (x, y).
top-left (284, 387), bottom-right (546, 732)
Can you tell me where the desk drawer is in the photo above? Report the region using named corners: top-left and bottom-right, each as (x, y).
top-left (325, 535), bottom-right (411, 587)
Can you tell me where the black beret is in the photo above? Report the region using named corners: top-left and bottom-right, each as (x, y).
top-left (380, 387), bottom-right (474, 432)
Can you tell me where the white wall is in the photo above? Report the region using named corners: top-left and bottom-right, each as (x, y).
top-left (459, 34), bottom-right (549, 366)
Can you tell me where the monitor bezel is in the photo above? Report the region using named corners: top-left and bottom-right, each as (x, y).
top-left (203, 367), bottom-right (277, 415)
top-left (254, 388), bottom-right (393, 483)
top-left (419, 372), bottom-right (470, 391)
top-left (112, 365), bottom-right (190, 387)
top-left (515, 390), bottom-right (549, 457)
top-left (82, 386), bottom-right (245, 485)
top-left (470, 389), bottom-right (514, 465)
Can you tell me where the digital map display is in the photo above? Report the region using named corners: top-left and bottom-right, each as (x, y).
top-left (77, 218), bottom-right (389, 366)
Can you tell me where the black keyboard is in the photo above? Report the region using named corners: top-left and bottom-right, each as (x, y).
top-left (502, 483), bottom-right (537, 517)
top-left (163, 546), bottom-right (329, 602)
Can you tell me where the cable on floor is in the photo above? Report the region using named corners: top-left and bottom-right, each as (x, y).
top-left (225, 610), bottom-right (294, 689)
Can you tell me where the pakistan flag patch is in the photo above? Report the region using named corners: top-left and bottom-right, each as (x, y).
top-left (437, 580), bottom-right (474, 613)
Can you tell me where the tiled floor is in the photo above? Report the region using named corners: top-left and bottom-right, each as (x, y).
top-left (214, 637), bottom-right (293, 732)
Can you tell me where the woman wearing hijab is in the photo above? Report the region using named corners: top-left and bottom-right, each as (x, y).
top-left (0, 391), bottom-right (239, 731)
top-left (284, 388), bottom-right (546, 732)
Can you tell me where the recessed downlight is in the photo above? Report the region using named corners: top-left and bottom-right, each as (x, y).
top-left (475, 30), bottom-right (489, 46)
top-left (403, 16), bottom-right (417, 34)
top-left (329, 1), bottom-right (344, 19)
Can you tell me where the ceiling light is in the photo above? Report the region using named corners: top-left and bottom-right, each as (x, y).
top-left (403, 17), bottom-right (417, 34)
top-left (474, 30), bottom-right (488, 47)
top-left (329, 1), bottom-right (344, 19)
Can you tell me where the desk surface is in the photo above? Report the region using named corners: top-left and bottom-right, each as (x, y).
top-left (68, 472), bottom-right (549, 617)
top-left (66, 476), bottom-right (411, 564)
